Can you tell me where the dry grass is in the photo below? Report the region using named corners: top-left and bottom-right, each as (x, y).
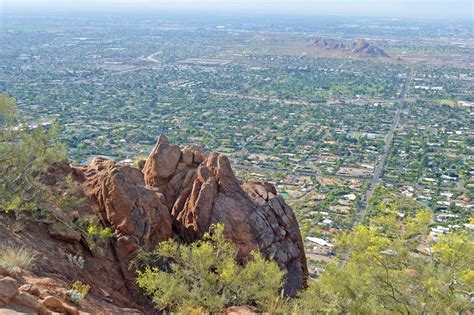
top-left (0, 242), bottom-right (37, 270)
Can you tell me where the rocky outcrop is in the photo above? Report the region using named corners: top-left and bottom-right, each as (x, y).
top-left (313, 36), bottom-right (389, 58)
top-left (0, 277), bottom-right (19, 305)
top-left (48, 223), bottom-right (82, 244)
top-left (314, 36), bottom-right (344, 50)
top-left (41, 295), bottom-right (78, 315)
top-left (10, 134), bottom-right (307, 314)
top-left (142, 135), bottom-right (308, 295)
top-left (143, 135), bottom-right (206, 209)
top-left (73, 157), bottom-right (173, 291)
top-left (351, 39), bottom-right (389, 58)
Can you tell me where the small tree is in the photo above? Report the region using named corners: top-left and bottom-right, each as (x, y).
top-left (293, 201), bottom-right (473, 314)
top-left (0, 94), bottom-right (67, 213)
top-left (136, 224), bottom-right (285, 312)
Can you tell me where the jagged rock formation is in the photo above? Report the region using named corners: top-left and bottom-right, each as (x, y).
top-left (351, 39), bottom-right (389, 58)
top-left (313, 36), bottom-right (389, 58)
top-left (314, 36), bottom-right (345, 50)
top-left (142, 135), bottom-right (308, 295)
top-left (0, 135), bottom-right (308, 313)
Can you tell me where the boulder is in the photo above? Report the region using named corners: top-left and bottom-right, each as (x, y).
top-left (73, 157), bottom-right (173, 290)
top-left (0, 266), bottom-right (12, 277)
top-left (143, 135), bottom-right (206, 209)
top-left (19, 284), bottom-right (41, 297)
top-left (226, 305), bottom-right (259, 314)
top-left (12, 292), bottom-right (48, 314)
top-left (41, 296), bottom-right (78, 315)
top-left (48, 223), bottom-right (82, 243)
top-left (143, 134), bottom-right (183, 188)
top-left (0, 277), bottom-right (19, 305)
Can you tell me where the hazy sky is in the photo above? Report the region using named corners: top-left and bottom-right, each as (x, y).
top-left (2, 0), bottom-right (473, 19)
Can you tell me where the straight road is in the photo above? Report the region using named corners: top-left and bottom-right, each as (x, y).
top-left (339, 68), bottom-right (414, 266)
top-left (354, 68), bottom-right (414, 225)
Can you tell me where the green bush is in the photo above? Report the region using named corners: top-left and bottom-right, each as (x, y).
top-left (67, 281), bottom-right (90, 305)
top-left (292, 208), bottom-right (473, 314)
top-left (0, 94), bottom-right (67, 214)
top-left (136, 224), bottom-right (284, 312)
top-left (73, 215), bottom-right (114, 249)
top-left (54, 174), bottom-right (86, 212)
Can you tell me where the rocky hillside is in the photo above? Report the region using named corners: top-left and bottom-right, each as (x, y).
top-left (0, 135), bottom-right (308, 314)
top-left (351, 39), bottom-right (390, 58)
top-left (313, 36), bottom-right (390, 58)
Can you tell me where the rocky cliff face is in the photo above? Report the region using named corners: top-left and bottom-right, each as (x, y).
top-left (73, 157), bottom-right (173, 295)
top-left (0, 135), bottom-right (308, 313)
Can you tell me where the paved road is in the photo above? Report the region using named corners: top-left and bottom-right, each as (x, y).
top-left (339, 68), bottom-right (414, 266)
top-left (354, 68), bottom-right (414, 225)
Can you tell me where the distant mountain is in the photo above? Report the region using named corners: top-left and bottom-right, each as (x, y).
top-left (313, 37), bottom-right (390, 58)
top-left (313, 36), bottom-right (345, 50)
top-left (351, 39), bottom-right (390, 58)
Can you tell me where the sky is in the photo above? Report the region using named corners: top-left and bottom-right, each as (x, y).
top-left (1, 0), bottom-right (473, 19)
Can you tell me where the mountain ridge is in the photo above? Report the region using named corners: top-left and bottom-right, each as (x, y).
top-left (313, 36), bottom-right (390, 58)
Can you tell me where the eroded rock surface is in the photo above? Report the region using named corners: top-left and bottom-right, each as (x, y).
top-left (73, 157), bottom-right (173, 292)
top-left (143, 135), bottom-right (206, 209)
top-left (143, 135), bottom-right (308, 295)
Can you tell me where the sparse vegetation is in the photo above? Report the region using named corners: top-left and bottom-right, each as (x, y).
top-left (72, 215), bottom-right (114, 249)
top-left (54, 174), bottom-right (86, 213)
top-left (67, 254), bottom-right (85, 269)
top-left (67, 281), bottom-right (90, 305)
top-left (0, 242), bottom-right (37, 270)
top-left (85, 220), bottom-right (114, 249)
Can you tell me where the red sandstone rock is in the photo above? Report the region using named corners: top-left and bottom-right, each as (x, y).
top-left (73, 157), bottom-right (173, 291)
top-left (25, 134), bottom-right (307, 314)
top-left (144, 136), bottom-right (308, 295)
top-left (226, 305), bottom-right (259, 314)
top-left (41, 296), bottom-right (78, 315)
top-left (0, 277), bottom-right (19, 305)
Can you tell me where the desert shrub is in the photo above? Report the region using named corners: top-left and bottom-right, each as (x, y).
top-left (72, 214), bottom-right (113, 249)
top-left (67, 253), bottom-right (85, 269)
top-left (54, 174), bottom-right (86, 212)
top-left (0, 94), bottom-right (67, 214)
top-left (86, 222), bottom-right (113, 240)
top-left (292, 209), bottom-right (473, 314)
top-left (67, 281), bottom-right (90, 305)
top-left (0, 242), bottom-right (37, 270)
top-left (136, 224), bottom-right (284, 312)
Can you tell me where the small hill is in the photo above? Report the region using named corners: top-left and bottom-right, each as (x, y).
top-left (351, 39), bottom-right (390, 58)
top-left (313, 36), bottom-right (345, 50)
top-left (313, 37), bottom-right (390, 58)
